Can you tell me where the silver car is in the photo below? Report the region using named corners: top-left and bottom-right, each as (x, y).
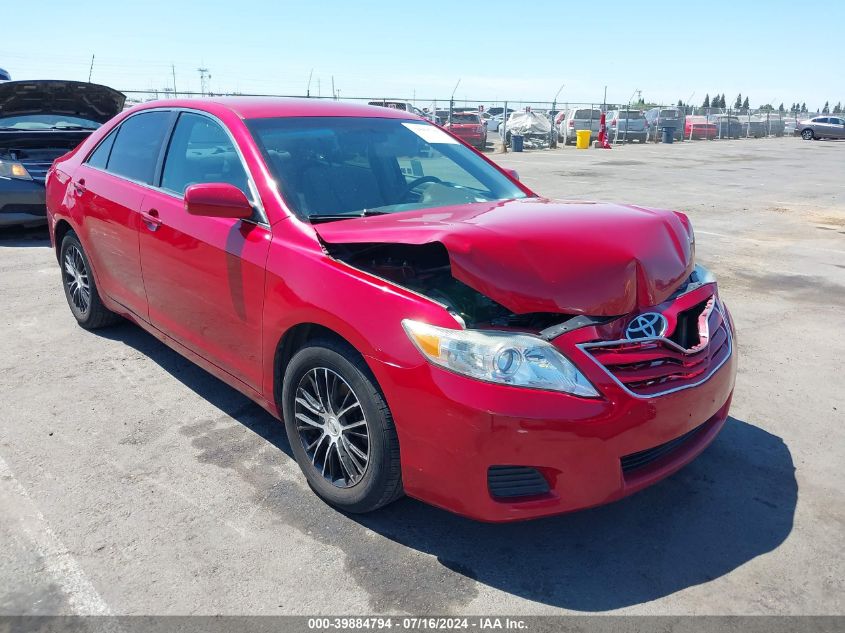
top-left (607, 109), bottom-right (648, 143)
top-left (798, 116), bottom-right (845, 140)
top-left (558, 107), bottom-right (602, 144)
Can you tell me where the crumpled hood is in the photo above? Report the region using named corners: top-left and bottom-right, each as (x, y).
top-left (0, 80), bottom-right (125, 124)
top-left (314, 198), bottom-right (695, 316)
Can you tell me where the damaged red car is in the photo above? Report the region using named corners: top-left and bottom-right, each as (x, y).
top-left (45, 99), bottom-right (736, 522)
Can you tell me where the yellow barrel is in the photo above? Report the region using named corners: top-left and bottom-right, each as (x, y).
top-left (576, 130), bottom-right (591, 149)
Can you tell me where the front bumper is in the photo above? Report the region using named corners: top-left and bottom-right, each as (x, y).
top-left (367, 293), bottom-right (737, 522)
top-left (0, 178), bottom-right (47, 227)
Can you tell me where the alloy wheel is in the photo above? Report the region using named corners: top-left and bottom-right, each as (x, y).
top-left (801, 129), bottom-right (814, 140)
top-left (294, 367), bottom-right (370, 488)
top-left (63, 245), bottom-right (91, 315)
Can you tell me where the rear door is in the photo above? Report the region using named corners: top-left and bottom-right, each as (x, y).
top-left (138, 111), bottom-right (270, 390)
top-left (73, 110), bottom-right (173, 319)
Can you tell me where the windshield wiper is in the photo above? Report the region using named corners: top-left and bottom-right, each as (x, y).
top-left (308, 209), bottom-right (390, 223)
top-left (50, 125), bottom-right (97, 131)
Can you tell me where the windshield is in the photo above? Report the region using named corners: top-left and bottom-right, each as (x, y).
top-left (0, 114), bottom-right (101, 130)
top-left (659, 109), bottom-right (679, 118)
top-left (247, 116), bottom-right (527, 221)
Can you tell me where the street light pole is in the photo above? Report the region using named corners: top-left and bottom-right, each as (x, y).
top-left (550, 83), bottom-right (564, 148)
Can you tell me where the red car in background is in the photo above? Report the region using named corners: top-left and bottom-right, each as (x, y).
top-left (45, 98), bottom-right (735, 522)
top-left (443, 111), bottom-right (487, 150)
top-left (685, 116), bottom-right (718, 139)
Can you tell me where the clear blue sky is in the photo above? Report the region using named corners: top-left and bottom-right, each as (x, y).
top-left (1, 0), bottom-right (841, 110)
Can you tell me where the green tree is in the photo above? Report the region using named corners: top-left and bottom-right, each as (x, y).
top-left (742, 96), bottom-right (750, 111)
top-left (822, 101), bottom-right (830, 114)
top-left (778, 103), bottom-right (785, 113)
top-left (677, 99), bottom-right (684, 107)
top-left (720, 94), bottom-right (727, 109)
top-left (734, 93), bottom-right (743, 109)
top-left (702, 94), bottom-right (710, 109)
top-left (834, 102), bottom-right (842, 114)
top-left (759, 104), bottom-right (774, 113)
top-left (801, 102), bottom-right (807, 112)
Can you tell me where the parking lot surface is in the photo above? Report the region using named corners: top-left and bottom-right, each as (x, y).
top-left (1, 137), bottom-right (843, 615)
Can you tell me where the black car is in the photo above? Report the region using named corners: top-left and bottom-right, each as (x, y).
top-left (0, 80), bottom-right (124, 227)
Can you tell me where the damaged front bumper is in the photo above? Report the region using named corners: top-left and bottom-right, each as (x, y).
top-left (366, 283), bottom-right (736, 522)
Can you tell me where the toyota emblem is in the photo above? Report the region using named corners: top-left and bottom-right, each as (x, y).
top-left (625, 312), bottom-right (668, 340)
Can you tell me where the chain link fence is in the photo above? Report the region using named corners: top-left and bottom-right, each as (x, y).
top-left (120, 90), bottom-right (806, 151)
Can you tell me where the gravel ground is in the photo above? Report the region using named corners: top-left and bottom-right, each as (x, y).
top-left (1, 136), bottom-right (843, 616)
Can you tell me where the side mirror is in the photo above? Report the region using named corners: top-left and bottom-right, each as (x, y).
top-left (504, 168), bottom-right (520, 182)
top-left (185, 183), bottom-right (252, 219)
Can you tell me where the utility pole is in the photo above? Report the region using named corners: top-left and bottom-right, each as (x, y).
top-left (171, 65), bottom-right (178, 98)
top-left (197, 67), bottom-right (210, 97)
top-left (317, 78), bottom-right (321, 98)
top-left (449, 79), bottom-right (461, 126)
top-left (331, 76), bottom-right (336, 100)
top-left (88, 55), bottom-right (95, 83)
top-left (307, 69), bottom-right (313, 97)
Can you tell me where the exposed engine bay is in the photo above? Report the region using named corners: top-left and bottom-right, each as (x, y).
top-left (325, 241), bottom-right (570, 331)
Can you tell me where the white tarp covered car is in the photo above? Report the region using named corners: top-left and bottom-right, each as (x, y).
top-left (503, 111), bottom-right (552, 148)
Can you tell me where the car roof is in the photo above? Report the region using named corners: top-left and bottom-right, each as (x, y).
top-left (124, 97), bottom-right (419, 120)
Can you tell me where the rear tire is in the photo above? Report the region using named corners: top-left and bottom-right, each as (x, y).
top-left (282, 339), bottom-right (403, 513)
top-left (59, 232), bottom-right (120, 330)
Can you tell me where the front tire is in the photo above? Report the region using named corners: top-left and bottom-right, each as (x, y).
top-left (59, 232), bottom-right (120, 330)
top-left (282, 339), bottom-right (403, 513)
top-left (801, 128), bottom-right (814, 140)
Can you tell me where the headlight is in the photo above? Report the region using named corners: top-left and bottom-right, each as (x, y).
top-left (0, 159), bottom-right (32, 181)
top-left (402, 319), bottom-right (599, 397)
top-left (691, 263), bottom-right (715, 285)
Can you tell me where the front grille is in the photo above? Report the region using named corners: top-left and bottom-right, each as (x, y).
top-left (621, 423), bottom-right (706, 474)
top-left (0, 203), bottom-right (46, 216)
top-left (488, 466), bottom-right (550, 499)
top-left (21, 161), bottom-right (52, 184)
top-left (583, 297), bottom-right (731, 397)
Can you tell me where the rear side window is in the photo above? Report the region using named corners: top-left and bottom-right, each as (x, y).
top-left (160, 112), bottom-right (250, 198)
top-left (86, 129), bottom-right (117, 169)
top-left (106, 111), bottom-right (171, 184)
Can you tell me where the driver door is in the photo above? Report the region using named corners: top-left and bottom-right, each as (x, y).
top-left (138, 112), bottom-right (270, 390)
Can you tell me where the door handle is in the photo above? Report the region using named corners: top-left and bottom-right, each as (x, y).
top-left (73, 178), bottom-right (86, 195)
top-left (141, 208), bottom-right (162, 232)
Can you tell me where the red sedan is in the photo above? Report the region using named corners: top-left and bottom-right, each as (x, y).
top-left (45, 99), bottom-right (736, 522)
top-left (685, 116), bottom-right (718, 139)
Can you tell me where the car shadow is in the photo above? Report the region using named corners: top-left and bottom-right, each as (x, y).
top-left (0, 226), bottom-right (50, 247)
top-left (356, 416), bottom-right (796, 610)
top-left (94, 321), bottom-right (796, 612)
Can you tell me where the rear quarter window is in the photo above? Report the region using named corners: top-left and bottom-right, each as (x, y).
top-left (106, 111), bottom-right (172, 184)
top-left (86, 129), bottom-right (118, 170)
